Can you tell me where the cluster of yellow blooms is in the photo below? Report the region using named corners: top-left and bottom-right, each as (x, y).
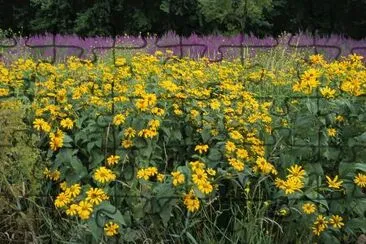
top-left (43, 168), bottom-right (61, 181)
top-left (55, 183), bottom-right (108, 220)
top-left (189, 160), bottom-right (216, 196)
top-left (312, 214), bottom-right (344, 236)
top-left (137, 166), bottom-right (164, 182)
top-left (1, 52), bottom-right (366, 240)
top-left (183, 190), bottom-right (200, 212)
top-left (301, 203), bottom-right (345, 235)
top-left (275, 164), bottom-right (305, 195)
top-left (293, 54), bottom-right (366, 97)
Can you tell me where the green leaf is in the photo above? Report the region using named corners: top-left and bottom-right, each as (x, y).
top-left (63, 134), bottom-right (73, 143)
top-left (354, 132), bottom-right (366, 142)
top-left (87, 142), bottom-right (95, 153)
top-left (319, 231), bottom-right (340, 244)
top-left (351, 198), bottom-right (366, 216)
top-left (87, 217), bottom-right (103, 241)
top-left (304, 191), bottom-right (329, 210)
top-left (172, 128), bottom-right (183, 141)
top-left (134, 137), bottom-right (146, 148)
top-left (339, 162), bottom-right (366, 177)
top-left (306, 100), bottom-right (318, 115)
top-left (140, 143), bottom-right (153, 159)
top-left (207, 148), bottom-right (222, 161)
top-left (94, 201), bottom-right (126, 226)
top-left (160, 1), bottom-right (170, 13)
top-left (346, 218), bottom-right (366, 233)
top-left (185, 232), bottom-right (199, 244)
top-left (201, 128), bottom-right (211, 143)
top-left (322, 147), bottom-right (340, 161)
top-left (159, 203), bottom-right (172, 227)
top-left (90, 150), bottom-right (104, 168)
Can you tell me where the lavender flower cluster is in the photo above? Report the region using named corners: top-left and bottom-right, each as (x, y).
top-left (1, 31), bottom-right (366, 63)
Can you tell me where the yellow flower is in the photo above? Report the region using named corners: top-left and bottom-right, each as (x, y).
top-left (145, 167), bottom-right (158, 176)
top-left (137, 167), bottom-right (158, 180)
top-left (49, 130), bottom-right (64, 151)
top-left (228, 158), bottom-right (245, 172)
top-left (326, 175), bottom-right (343, 189)
top-left (60, 181), bottom-right (68, 191)
top-left (183, 190), bottom-right (200, 212)
top-left (157, 173), bottom-right (165, 182)
top-left (354, 173), bottom-right (366, 188)
top-left (335, 115), bottom-right (344, 122)
top-left (171, 171), bottom-right (185, 186)
top-left (287, 164), bottom-right (305, 179)
top-left (283, 176), bottom-right (304, 195)
top-left (312, 215), bottom-right (328, 236)
top-left (33, 118), bottom-right (51, 132)
top-left (138, 128), bottom-right (158, 139)
top-left (194, 144), bottom-right (209, 154)
top-left (104, 222), bottom-right (119, 237)
top-left (302, 203), bottom-right (316, 214)
top-left (113, 114), bottom-right (126, 126)
top-left (329, 215), bottom-right (344, 229)
top-left (151, 107), bottom-right (165, 116)
top-left (174, 109), bottom-right (183, 116)
top-left (144, 94), bottom-right (157, 106)
top-left (225, 141), bottom-right (236, 153)
top-left (190, 109), bottom-right (200, 118)
top-left (66, 203), bottom-right (79, 216)
top-left (0, 88), bottom-right (9, 96)
top-left (115, 57), bottom-right (126, 66)
top-left (236, 148), bottom-right (248, 159)
top-left (206, 168), bottom-right (216, 176)
top-left (309, 54), bottom-right (325, 65)
top-left (320, 86), bottom-right (336, 99)
top-left (136, 99), bottom-right (148, 111)
top-left (278, 208), bottom-right (289, 216)
top-left (210, 99), bottom-right (220, 110)
top-left (274, 178), bottom-right (286, 190)
top-left (60, 118), bottom-right (74, 130)
top-left (123, 127), bottom-right (136, 138)
top-left (154, 50), bottom-right (163, 56)
top-left (192, 168), bottom-right (208, 185)
top-left (255, 157), bottom-right (275, 175)
top-left (77, 200), bottom-right (93, 220)
top-left (93, 166), bottom-right (116, 184)
top-left (229, 130), bottom-right (243, 141)
top-left (86, 187), bottom-right (109, 205)
top-left (121, 139), bottom-right (133, 148)
top-left (137, 168), bottom-right (149, 180)
top-left (107, 155), bottom-right (120, 166)
top-left (54, 192), bottom-right (71, 208)
top-left (327, 128), bottom-right (337, 137)
top-left (197, 181), bottom-right (213, 194)
top-left (189, 161), bottom-right (205, 172)
top-left (65, 183), bottom-right (81, 198)
top-left (44, 168), bottom-right (61, 181)
top-left (148, 119), bottom-right (160, 129)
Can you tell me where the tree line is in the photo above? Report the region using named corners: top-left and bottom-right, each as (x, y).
top-left (1, 0), bottom-right (366, 39)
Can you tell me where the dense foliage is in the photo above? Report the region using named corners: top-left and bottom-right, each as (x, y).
top-left (1, 0), bottom-right (366, 38)
top-left (0, 51), bottom-right (366, 243)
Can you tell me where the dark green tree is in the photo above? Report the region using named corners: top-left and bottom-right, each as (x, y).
top-left (198, 0), bottom-right (273, 35)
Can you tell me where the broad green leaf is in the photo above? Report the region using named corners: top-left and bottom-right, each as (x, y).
top-left (94, 201), bottom-right (126, 226)
top-left (305, 191), bottom-right (329, 210)
top-left (207, 148), bottom-right (222, 161)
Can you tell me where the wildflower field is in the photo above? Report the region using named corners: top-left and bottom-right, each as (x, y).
top-left (1, 50), bottom-right (366, 243)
